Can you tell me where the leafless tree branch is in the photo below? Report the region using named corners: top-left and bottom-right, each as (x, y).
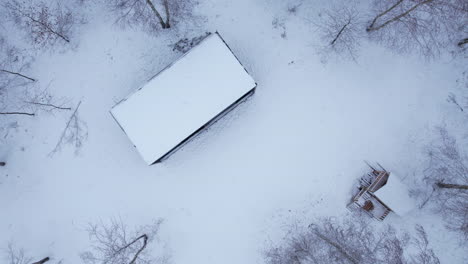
top-left (50, 101), bottom-right (87, 155)
top-left (0, 69), bottom-right (35, 82)
top-left (0, 111), bottom-right (35, 116)
top-left (31, 257), bottom-right (50, 264)
top-left (25, 101), bottom-right (71, 111)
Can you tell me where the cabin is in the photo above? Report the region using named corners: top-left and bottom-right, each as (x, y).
top-left (348, 163), bottom-right (415, 221)
top-left (111, 32), bottom-right (257, 165)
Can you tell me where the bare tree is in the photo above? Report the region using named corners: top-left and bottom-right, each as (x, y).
top-left (366, 0), bottom-right (468, 58)
top-left (3, 243), bottom-right (51, 264)
top-left (313, 3), bottom-right (363, 62)
top-left (108, 0), bottom-right (195, 33)
top-left (409, 225), bottom-right (440, 264)
top-left (3, 0), bottom-right (76, 47)
top-left (4, 244), bottom-right (31, 264)
top-left (264, 217), bottom-right (439, 264)
top-left (423, 126), bottom-right (468, 240)
top-left (80, 217), bottom-right (168, 264)
top-left (50, 101), bottom-right (87, 155)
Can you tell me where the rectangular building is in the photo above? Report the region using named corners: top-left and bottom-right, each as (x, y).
top-left (111, 32), bottom-right (257, 165)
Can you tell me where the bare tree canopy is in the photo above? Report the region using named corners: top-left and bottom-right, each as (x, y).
top-left (4, 243), bottom-right (51, 264)
top-left (313, 2), bottom-right (363, 61)
top-left (424, 126), bottom-right (468, 240)
top-left (367, 0), bottom-right (468, 58)
top-left (3, 0), bottom-right (76, 47)
top-left (108, 0), bottom-right (196, 33)
top-left (80, 218), bottom-right (168, 264)
top-left (264, 217), bottom-right (440, 264)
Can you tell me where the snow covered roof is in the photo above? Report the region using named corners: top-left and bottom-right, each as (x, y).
top-left (374, 172), bottom-right (416, 215)
top-left (111, 32), bottom-right (256, 165)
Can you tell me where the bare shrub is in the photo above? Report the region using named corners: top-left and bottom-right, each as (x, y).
top-left (313, 2), bottom-right (363, 62)
top-left (366, 0), bottom-right (468, 59)
top-left (423, 126), bottom-right (468, 240)
top-left (264, 217), bottom-right (439, 264)
top-left (108, 0), bottom-right (196, 33)
top-left (81, 217), bottom-right (168, 264)
top-left (3, 0), bottom-right (76, 47)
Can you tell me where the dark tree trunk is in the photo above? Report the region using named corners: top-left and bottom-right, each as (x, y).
top-left (331, 20), bottom-right (351, 46)
top-left (436, 182), bottom-right (468, 190)
top-left (458, 38), bottom-right (468, 47)
top-left (0, 111), bottom-right (35, 116)
top-left (32, 257), bottom-right (50, 264)
top-left (367, 0), bottom-right (433, 32)
top-left (0, 69), bottom-right (36, 82)
top-left (145, 0), bottom-right (170, 29)
top-left (0, 162), bottom-right (5, 166)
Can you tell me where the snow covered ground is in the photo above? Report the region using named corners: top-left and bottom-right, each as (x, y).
top-left (1, 0), bottom-right (466, 263)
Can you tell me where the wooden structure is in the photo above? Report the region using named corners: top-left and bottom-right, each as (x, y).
top-left (348, 163), bottom-right (415, 221)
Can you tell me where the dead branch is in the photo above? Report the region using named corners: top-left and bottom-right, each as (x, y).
top-left (25, 101), bottom-right (71, 110)
top-left (0, 111), bottom-right (35, 116)
top-left (458, 38), bottom-right (468, 47)
top-left (0, 69), bottom-right (36, 82)
top-left (436, 182), bottom-right (468, 190)
top-left (31, 257), bottom-right (50, 264)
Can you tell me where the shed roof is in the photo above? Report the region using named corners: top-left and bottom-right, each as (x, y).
top-left (374, 172), bottom-right (415, 215)
top-left (111, 32), bottom-right (256, 164)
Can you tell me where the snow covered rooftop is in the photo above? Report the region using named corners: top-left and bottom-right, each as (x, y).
top-left (374, 172), bottom-right (416, 215)
top-left (111, 32), bottom-right (256, 165)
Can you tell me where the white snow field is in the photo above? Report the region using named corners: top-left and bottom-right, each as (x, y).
top-left (0, 0), bottom-right (466, 263)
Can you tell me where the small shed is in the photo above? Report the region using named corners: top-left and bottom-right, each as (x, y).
top-left (348, 164), bottom-right (415, 221)
top-left (111, 32), bottom-right (256, 165)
